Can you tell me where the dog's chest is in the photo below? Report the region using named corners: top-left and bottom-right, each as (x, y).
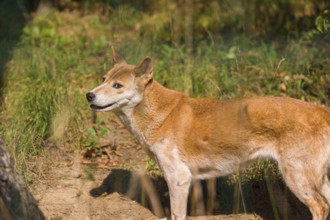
top-left (115, 109), bottom-right (150, 148)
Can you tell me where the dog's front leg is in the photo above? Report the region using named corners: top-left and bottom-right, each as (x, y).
top-left (166, 172), bottom-right (191, 220)
top-left (154, 145), bottom-right (192, 220)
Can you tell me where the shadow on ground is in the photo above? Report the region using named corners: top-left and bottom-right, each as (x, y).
top-left (90, 169), bottom-right (312, 220)
top-left (90, 169), bottom-right (170, 218)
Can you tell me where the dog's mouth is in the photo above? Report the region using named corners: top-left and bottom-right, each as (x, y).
top-left (90, 102), bottom-right (115, 110)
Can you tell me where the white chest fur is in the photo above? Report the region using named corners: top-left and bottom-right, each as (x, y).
top-left (115, 108), bottom-right (149, 148)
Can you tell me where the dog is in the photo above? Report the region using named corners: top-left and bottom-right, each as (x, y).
top-left (86, 47), bottom-right (330, 220)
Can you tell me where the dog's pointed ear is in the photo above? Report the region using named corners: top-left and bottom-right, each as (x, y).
top-left (112, 46), bottom-right (126, 64)
top-left (134, 57), bottom-right (153, 78)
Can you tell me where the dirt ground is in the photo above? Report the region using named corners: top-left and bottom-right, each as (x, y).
top-left (30, 113), bottom-right (308, 220)
top-left (30, 153), bottom-right (260, 220)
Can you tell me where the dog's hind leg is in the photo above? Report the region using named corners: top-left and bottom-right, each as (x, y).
top-left (321, 174), bottom-right (330, 206)
top-left (279, 162), bottom-right (329, 220)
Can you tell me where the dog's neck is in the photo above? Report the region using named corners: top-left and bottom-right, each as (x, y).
top-left (115, 80), bottom-right (183, 147)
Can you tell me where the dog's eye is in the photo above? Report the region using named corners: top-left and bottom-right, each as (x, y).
top-left (112, 83), bottom-right (123, 89)
top-left (102, 77), bottom-right (106, 82)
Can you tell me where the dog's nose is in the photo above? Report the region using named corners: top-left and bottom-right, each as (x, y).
top-left (86, 92), bottom-right (95, 102)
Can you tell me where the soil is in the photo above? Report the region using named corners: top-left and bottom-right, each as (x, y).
top-left (30, 113), bottom-right (310, 220)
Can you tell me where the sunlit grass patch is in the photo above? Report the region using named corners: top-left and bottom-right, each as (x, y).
top-left (0, 10), bottom-right (111, 179)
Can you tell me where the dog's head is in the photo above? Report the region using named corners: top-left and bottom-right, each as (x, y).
top-left (86, 47), bottom-right (153, 112)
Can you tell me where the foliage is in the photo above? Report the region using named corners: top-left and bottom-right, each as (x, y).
top-left (82, 126), bottom-right (108, 152)
top-left (0, 0), bottom-right (329, 181)
top-left (315, 10), bottom-right (330, 33)
top-left (145, 158), bottom-right (162, 177)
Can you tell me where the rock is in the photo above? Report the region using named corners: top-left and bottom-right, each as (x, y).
top-left (0, 140), bottom-right (45, 220)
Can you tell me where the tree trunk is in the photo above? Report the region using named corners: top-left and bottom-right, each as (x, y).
top-left (0, 140), bottom-right (45, 220)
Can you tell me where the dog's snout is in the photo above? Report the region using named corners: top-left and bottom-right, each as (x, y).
top-left (86, 92), bottom-right (96, 102)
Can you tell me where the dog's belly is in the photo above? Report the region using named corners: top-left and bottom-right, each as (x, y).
top-left (189, 156), bottom-right (241, 179)
top-left (187, 143), bottom-right (279, 180)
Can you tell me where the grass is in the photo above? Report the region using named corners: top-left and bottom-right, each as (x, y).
top-left (0, 10), bottom-right (108, 180)
top-left (0, 2), bottom-right (329, 183)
